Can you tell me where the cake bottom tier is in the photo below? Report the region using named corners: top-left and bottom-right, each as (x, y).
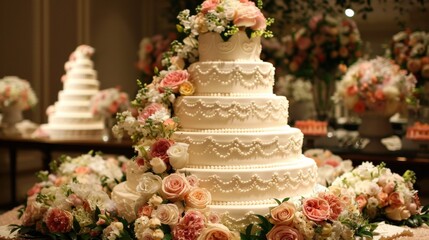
top-left (42, 124), bottom-right (104, 140)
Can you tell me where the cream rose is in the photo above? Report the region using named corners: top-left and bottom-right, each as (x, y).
top-left (197, 223), bottom-right (233, 240)
top-left (185, 187), bottom-right (212, 209)
top-left (161, 173), bottom-right (190, 201)
top-left (167, 142), bottom-right (190, 169)
top-left (385, 206), bottom-right (411, 221)
top-left (148, 195), bottom-right (163, 207)
top-left (154, 203), bottom-right (180, 225)
top-left (136, 172), bottom-right (162, 197)
top-left (270, 201), bottom-right (296, 225)
top-left (150, 157), bottom-right (167, 174)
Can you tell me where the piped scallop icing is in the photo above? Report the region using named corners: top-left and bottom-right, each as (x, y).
top-left (174, 95), bottom-right (289, 129)
top-left (189, 61), bottom-right (275, 95)
top-left (172, 126), bottom-right (303, 166)
top-left (198, 31), bottom-right (262, 62)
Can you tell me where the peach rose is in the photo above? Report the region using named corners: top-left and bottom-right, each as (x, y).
top-left (302, 197), bottom-right (330, 222)
top-left (388, 192), bottom-right (404, 208)
top-left (185, 187), bottom-right (212, 209)
top-left (385, 206), bottom-right (411, 221)
top-left (27, 183), bottom-right (42, 197)
top-left (197, 223), bottom-right (233, 240)
top-left (269, 201), bottom-right (296, 225)
top-left (266, 224), bottom-right (304, 240)
top-left (159, 70), bottom-right (189, 93)
top-left (234, 2), bottom-right (266, 30)
top-left (22, 196), bottom-right (47, 226)
top-left (155, 203), bottom-right (180, 225)
top-left (161, 173), bottom-right (190, 201)
top-left (137, 204), bottom-right (153, 217)
top-left (356, 194), bottom-right (368, 211)
top-left (43, 208), bottom-right (73, 233)
top-left (319, 192), bottom-right (343, 221)
top-left (377, 191), bottom-right (389, 207)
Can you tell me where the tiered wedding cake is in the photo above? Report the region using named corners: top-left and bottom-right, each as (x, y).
top-left (43, 45), bottom-right (104, 140)
top-left (171, 32), bottom-right (318, 229)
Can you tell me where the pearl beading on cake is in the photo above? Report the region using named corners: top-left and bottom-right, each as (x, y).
top-left (220, 211), bottom-right (264, 231)
top-left (186, 163), bottom-right (295, 170)
top-left (175, 99), bottom-right (288, 122)
top-left (198, 167), bottom-right (317, 194)
top-left (190, 64), bottom-right (274, 89)
top-left (177, 135), bottom-right (303, 159)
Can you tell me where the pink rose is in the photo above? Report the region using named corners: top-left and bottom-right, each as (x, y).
top-left (388, 192), bottom-right (404, 208)
top-left (185, 187), bottom-right (212, 209)
top-left (266, 224), bottom-right (304, 240)
top-left (356, 194), bottom-right (368, 211)
top-left (383, 182), bottom-right (395, 194)
top-left (138, 103), bottom-right (167, 122)
top-left (172, 210), bottom-right (206, 240)
top-left (150, 138), bottom-right (173, 161)
top-left (319, 192), bottom-right (343, 220)
top-left (207, 212), bottom-right (221, 224)
top-left (377, 192), bottom-right (389, 207)
top-left (159, 70), bottom-right (189, 93)
top-left (43, 208), bottom-right (73, 233)
top-left (137, 204), bottom-right (153, 217)
top-left (162, 173), bottom-right (190, 201)
top-left (269, 201), bottom-right (296, 225)
top-left (201, 0), bottom-right (220, 14)
top-left (302, 197), bottom-right (330, 222)
top-left (346, 85), bottom-right (358, 96)
top-left (234, 3), bottom-right (267, 30)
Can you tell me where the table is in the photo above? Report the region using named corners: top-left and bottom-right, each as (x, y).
top-left (0, 136), bottom-right (134, 207)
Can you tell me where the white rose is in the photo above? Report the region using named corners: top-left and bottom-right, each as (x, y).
top-left (148, 217), bottom-right (161, 228)
top-left (167, 142), bottom-right (189, 169)
top-left (136, 172), bottom-right (162, 196)
top-left (150, 157), bottom-right (167, 174)
top-left (154, 204), bottom-right (180, 225)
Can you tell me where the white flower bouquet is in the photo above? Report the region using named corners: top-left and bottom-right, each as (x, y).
top-left (0, 76), bottom-right (38, 110)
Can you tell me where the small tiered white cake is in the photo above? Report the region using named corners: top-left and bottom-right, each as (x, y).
top-left (43, 45), bottom-right (103, 140)
top-left (172, 31), bottom-right (318, 230)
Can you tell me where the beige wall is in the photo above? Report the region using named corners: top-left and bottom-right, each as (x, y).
top-left (0, 0), bottom-right (428, 124)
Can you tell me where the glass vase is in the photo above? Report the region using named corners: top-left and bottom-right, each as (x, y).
top-left (312, 71), bottom-right (336, 122)
top-left (1, 103), bottom-right (23, 136)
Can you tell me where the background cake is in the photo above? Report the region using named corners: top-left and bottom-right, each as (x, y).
top-left (42, 45), bottom-right (104, 140)
top-left (172, 31), bottom-right (318, 230)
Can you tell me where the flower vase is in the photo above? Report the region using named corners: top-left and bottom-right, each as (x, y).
top-left (312, 72), bottom-right (336, 122)
top-left (102, 115), bottom-right (115, 142)
top-left (358, 112), bottom-right (393, 152)
top-left (1, 104), bottom-right (23, 136)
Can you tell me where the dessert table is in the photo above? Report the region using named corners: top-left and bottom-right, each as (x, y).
top-left (0, 135), bottom-right (134, 207)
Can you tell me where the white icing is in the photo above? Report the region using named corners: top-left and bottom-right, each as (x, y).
top-left (198, 31), bottom-right (262, 62)
top-left (174, 95), bottom-right (289, 129)
top-left (189, 61), bottom-right (274, 95)
top-left (172, 127), bottom-right (303, 166)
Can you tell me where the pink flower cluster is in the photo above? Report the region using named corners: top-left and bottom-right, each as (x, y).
top-left (389, 30), bottom-right (429, 85)
top-left (90, 87), bottom-right (129, 117)
top-left (0, 76), bottom-right (38, 110)
top-left (334, 57), bottom-right (417, 116)
top-left (283, 13), bottom-right (362, 77)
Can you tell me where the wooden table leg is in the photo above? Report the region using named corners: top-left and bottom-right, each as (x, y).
top-left (9, 147), bottom-right (17, 206)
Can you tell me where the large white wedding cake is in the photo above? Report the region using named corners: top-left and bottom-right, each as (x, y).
top-left (43, 45), bottom-right (104, 140)
top-left (171, 32), bottom-right (318, 229)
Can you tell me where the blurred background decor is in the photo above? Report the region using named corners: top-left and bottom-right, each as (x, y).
top-left (0, 76), bottom-right (38, 135)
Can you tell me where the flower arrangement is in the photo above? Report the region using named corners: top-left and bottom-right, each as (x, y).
top-left (11, 153), bottom-right (130, 239)
top-left (334, 57), bottom-right (417, 116)
top-left (274, 75), bottom-right (313, 103)
top-left (331, 162), bottom-right (429, 226)
top-left (137, 33), bottom-right (177, 84)
top-left (304, 149), bottom-right (353, 186)
top-left (283, 13), bottom-right (362, 79)
top-left (241, 188), bottom-right (376, 239)
top-left (90, 88), bottom-right (130, 117)
top-left (387, 30), bottom-right (429, 104)
top-left (0, 76), bottom-right (38, 110)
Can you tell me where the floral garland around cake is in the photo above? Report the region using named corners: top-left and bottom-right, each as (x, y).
top-left (0, 76), bottom-right (38, 110)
